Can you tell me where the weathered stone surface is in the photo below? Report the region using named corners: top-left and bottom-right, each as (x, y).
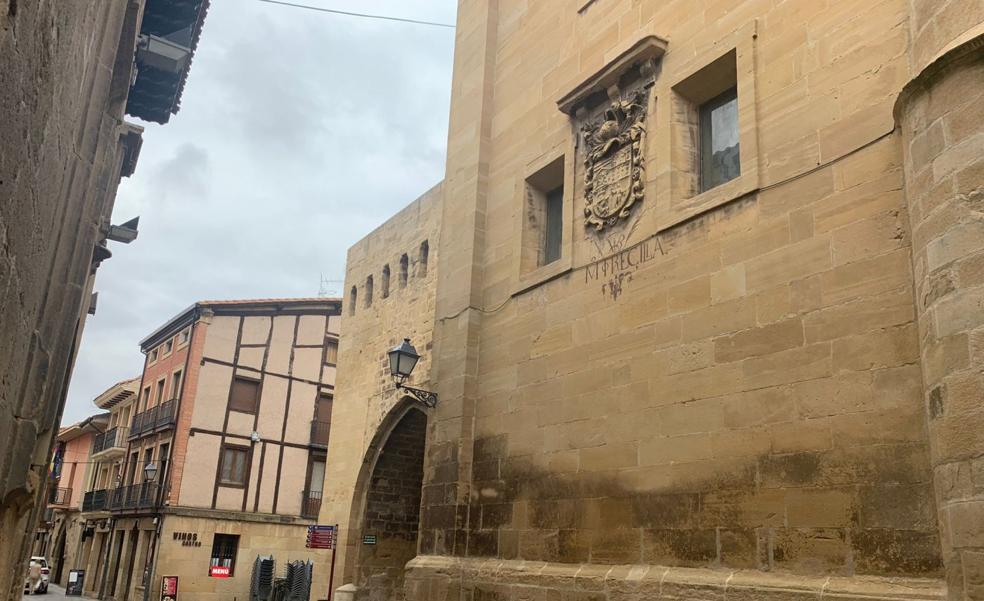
top-left (324, 1), bottom-right (984, 599)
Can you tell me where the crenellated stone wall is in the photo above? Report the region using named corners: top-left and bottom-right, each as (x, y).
top-left (319, 183), bottom-right (443, 599)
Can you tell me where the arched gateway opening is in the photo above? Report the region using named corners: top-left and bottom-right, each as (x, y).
top-left (353, 404), bottom-right (427, 601)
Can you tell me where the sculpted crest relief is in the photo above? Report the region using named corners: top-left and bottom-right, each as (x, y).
top-left (580, 87), bottom-right (649, 231)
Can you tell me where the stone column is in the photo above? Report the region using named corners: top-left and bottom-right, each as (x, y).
top-left (896, 3), bottom-right (984, 597)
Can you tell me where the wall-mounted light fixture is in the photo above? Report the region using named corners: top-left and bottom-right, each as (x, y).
top-left (143, 461), bottom-right (158, 483)
top-left (387, 338), bottom-right (438, 408)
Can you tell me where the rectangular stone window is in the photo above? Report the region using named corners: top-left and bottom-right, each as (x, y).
top-left (699, 86), bottom-right (740, 191)
top-left (544, 186), bottom-right (564, 265)
top-left (672, 49), bottom-right (740, 198)
top-left (522, 155), bottom-right (566, 272)
top-left (229, 376), bottom-right (260, 414)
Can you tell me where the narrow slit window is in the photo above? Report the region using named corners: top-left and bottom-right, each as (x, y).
top-left (381, 265), bottom-right (390, 298)
top-left (365, 275), bottom-right (373, 307)
top-left (418, 241), bottom-right (429, 278)
top-left (543, 186), bottom-right (563, 265)
top-left (399, 254), bottom-right (409, 288)
top-left (349, 286), bottom-right (357, 316)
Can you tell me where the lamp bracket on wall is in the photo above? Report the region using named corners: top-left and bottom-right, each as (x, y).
top-left (395, 382), bottom-right (438, 408)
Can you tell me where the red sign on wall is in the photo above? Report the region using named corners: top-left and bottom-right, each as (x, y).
top-left (208, 566), bottom-right (231, 578)
top-left (161, 576), bottom-right (178, 601)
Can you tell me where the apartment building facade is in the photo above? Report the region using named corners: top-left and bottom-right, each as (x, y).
top-left (79, 298), bottom-right (340, 601)
top-left (31, 413), bottom-right (110, 588)
top-left (325, 1), bottom-right (984, 600)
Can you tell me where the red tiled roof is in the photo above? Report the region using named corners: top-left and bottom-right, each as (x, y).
top-left (198, 297), bottom-right (341, 306)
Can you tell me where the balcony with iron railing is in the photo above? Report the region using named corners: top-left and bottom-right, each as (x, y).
top-left (82, 489), bottom-right (109, 513)
top-left (128, 399), bottom-right (178, 440)
top-left (48, 487), bottom-right (72, 507)
top-left (310, 420), bottom-right (331, 447)
top-left (108, 482), bottom-right (162, 511)
top-left (92, 426), bottom-right (129, 459)
top-left (301, 490), bottom-right (322, 519)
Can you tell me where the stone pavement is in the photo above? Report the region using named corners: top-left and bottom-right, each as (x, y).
top-left (23, 583), bottom-right (95, 600)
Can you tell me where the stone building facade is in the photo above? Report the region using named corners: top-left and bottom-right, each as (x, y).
top-left (0, 1), bottom-right (209, 597)
top-left (320, 184), bottom-right (442, 600)
top-left (327, 1), bottom-right (984, 600)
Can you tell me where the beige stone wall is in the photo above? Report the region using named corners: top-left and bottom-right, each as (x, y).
top-left (0, 2), bottom-right (140, 596)
top-left (319, 183), bottom-right (443, 591)
top-left (896, 34), bottom-right (984, 601)
top-left (152, 513), bottom-right (332, 601)
top-left (401, 0), bottom-right (968, 599)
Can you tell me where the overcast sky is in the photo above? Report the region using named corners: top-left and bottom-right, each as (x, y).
top-left (62, 0), bottom-right (456, 424)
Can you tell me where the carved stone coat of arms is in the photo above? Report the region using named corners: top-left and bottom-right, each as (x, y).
top-left (581, 88), bottom-right (649, 231)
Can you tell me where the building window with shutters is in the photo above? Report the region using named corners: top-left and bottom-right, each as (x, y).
top-left (325, 339), bottom-right (338, 366)
top-left (229, 376), bottom-right (260, 414)
top-left (210, 533), bottom-right (240, 576)
top-left (218, 445), bottom-right (249, 487)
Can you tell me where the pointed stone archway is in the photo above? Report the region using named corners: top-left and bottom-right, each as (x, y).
top-left (346, 400), bottom-right (427, 601)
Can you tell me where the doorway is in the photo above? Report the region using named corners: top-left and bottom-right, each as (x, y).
top-left (355, 408), bottom-right (426, 601)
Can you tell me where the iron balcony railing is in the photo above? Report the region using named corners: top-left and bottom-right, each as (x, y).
top-left (310, 420), bottom-right (331, 447)
top-left (128, 399), bottom-right (177, 440)
top-left (92, 426), bottom-right (129, 455)
top-left (48, 487), bottom-right (72, 506)
top-left (82, 489), bottom-right (108, 512)
top-left (108, 482), bottom-right (161, 511)
top-left (301, 490), bottom-right (322, 519)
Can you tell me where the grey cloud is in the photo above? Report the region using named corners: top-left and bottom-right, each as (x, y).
top-left (62, 0), bottom-right (455, 423)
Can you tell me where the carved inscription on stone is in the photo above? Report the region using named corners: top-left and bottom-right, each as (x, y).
top-left (581, 88), bottom-right (649, 231)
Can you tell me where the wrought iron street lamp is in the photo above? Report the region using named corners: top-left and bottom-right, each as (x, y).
top-left (387, 338), bottom-right (438, 407)
top-left (143, 461), bottom-right (158, 483)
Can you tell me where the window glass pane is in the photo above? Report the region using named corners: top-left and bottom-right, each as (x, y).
top-left (309, 460), bottom-right (326, 494)
top-left (700, 87), bottom-right (741, 191)
top-left (543, 186), bottom-right (564, 265)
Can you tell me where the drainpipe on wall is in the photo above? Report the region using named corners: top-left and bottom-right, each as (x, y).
top-left (97, 517), bottom-right (115, 599)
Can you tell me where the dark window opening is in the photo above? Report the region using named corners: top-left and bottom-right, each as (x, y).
top-left (219, 446), bottom-right (249, 487)
top-left (418, 241), bottom-right (429, 278)
top-left (543, 186), bottom-right (564, 265)
top-left (229, 376), bottom-right (260, 414)
top-left (349, 286), bottom-right (357, 316)
top-left (210, 533), bottom-right (239, 575)
top-left (381, 265), bottom-right (391, 298)
top-left (365, 275), bottom-right (374, 307)
top-left (171, 370), bottom-right (183, 400)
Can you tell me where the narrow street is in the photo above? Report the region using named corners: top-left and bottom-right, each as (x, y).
top-left (23, 583), bottom-right (93, 601)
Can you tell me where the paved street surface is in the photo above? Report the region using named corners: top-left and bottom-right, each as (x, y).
top-left (23, 583), bottom-right (94, 600)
